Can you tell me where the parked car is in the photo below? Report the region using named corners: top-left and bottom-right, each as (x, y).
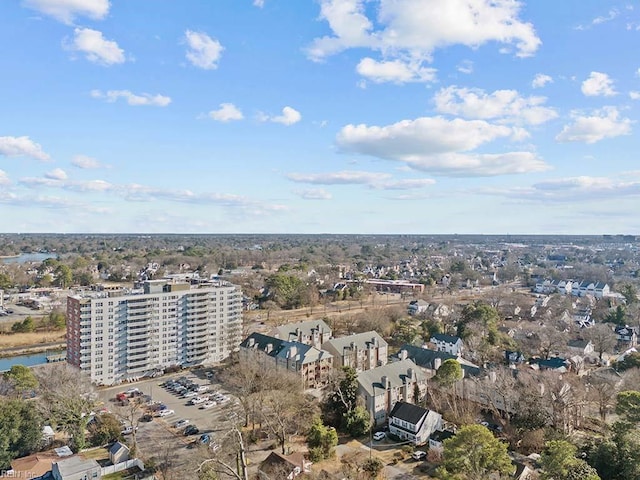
top-left (156, 409), bottom-right (175, 417)
top-left (184, 425), bottom-right (200, 436)
top-left (412, 451), bottom-right (427, 460)
top-left (189, 397), bottom-right (206, 405)
top-left (199, 434), bottom-right (211, 445)
top-left (174, 419), bottom-right (190, 429)
top-left (200, 401), bottom-right (217, 409)
top-left (197, 385), bottom-right (209, 392)
top-left (121, 425), bottom-right (138, 435)
top-left (183, 391), bottom-right (198, 398)
top-left (373, 431), bottom-right (386, 441)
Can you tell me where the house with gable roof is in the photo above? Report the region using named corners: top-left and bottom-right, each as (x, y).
top-left (388, 401), bottom-right (442, 445)
top-left (430, 333), bottom-right (464, 356)
top-left (273, 319), bottom-right (332, 349)
top-left (321, 331), bottom-right (387, 372)
top-left (356, 359), bottom-right (428, 425)
top-left (240, 332), bottom-right (333, 388)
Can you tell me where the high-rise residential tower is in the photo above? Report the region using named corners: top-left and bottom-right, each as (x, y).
top-left (66, 280), bottom-right (242, 385)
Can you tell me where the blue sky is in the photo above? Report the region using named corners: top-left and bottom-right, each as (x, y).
top-left (1, 0), bottom-right (640, 235)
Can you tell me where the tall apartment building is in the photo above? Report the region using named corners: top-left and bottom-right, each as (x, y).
top-left (66, 280), bottom-right (242, 385)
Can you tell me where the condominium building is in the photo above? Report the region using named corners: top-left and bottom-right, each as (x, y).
top-left (66, 280), bottom-right (243, 385)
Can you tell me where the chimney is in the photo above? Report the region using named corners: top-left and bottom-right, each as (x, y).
top-left (399, 350), bottom-right (408, 361)
top-left (434, 357), bottom-right (442, 371)
top-left (266, 343), bottom-right (273, 354)
top-left (407, 368), bottom-right (414, 381)
top-left (248, 338), bottom-right (255, 348)
top-left (372, 336), bottom-right (378, 347)
top-left (381, 376), bottom-right (389, 389)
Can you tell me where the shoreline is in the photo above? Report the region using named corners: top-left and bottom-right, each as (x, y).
top-left (0, 255), bottom-right (20, 259)
top-left (0, 342), bottom-right (66, 359)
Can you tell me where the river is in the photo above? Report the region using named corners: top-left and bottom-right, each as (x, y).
top-left (0, 350), bottom-right (66, 371)
top-left (0, 252), bottom-right (55, 264)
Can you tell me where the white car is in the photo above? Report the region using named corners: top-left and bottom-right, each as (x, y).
top-left (189, 397), bottom-right (206, 405)
top-left (156, 409), bottom-right (175, 417)
top-left (183, 391), bottom-right (198, 398)
top-left (174, 419), bottom-right (190, 429)
top-left (412, 451), bottom-right (427, 461)
top-left (200, 401), bottom-right (217, 409)
top-left (121, 425), bottom-right (137, 435)
top-left (373, 432), bottom-right (386, 441)
top-left (197, 385), bottom-right (209, 392)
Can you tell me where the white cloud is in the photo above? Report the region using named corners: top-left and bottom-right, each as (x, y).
top-left (253, 0), bottom-right (265, 6)
top-left (335, 117), bottom-right (548, 176)
top-left (45, 168), bottom-right (67, 180)
top-left (456, 60), bottom-right (473, 74)
top-left (258, 106), bottom-right (301, 125)
top-left (287, 171), bottom-right (389, 185)
top-left (556, 107), bottom-right (632, 144)
top-left (0, 136), bottom-right (51, 161)
top-left (287, 170), bottom-right (436, 189)
top-left (485, 175), bottom-right (640, 203)
top-left (294, 188), bottom-right (333, 200)
top-left (184, 30), bottom-right (223, 70)
top-left (69, 28), bottom-right (125, 65)
top-left (592, 8), bottom-right (619, 25)
top-left (356, 58), bottom-right (436, 84)
top-left (532, 73), bottom-right (553, 88)
top-left (629, 91), bottom-right (640, 100)
top-left (434, 86), bottom-right (557, 125)
top-left (91, 89), bottom-right (171, 106)
top-left (0, 170), bottom-right (10, 185)
top-left (208, 103), bottom-right (244, 122)
top-left (22, 0), bottom-right (110, 24)
top-left (71, 154), bottom-right (102, 169)
top-left (306, 0), bottom-right (540, 62)
top-left (581, 71), bottom-right (616, 97)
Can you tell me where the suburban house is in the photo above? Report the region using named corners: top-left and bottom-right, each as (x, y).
top-left (429, 334), bottom-right (464, 356)
top-left (356, 359), bottom-right (428, 425)
top-left (239, 333), bottom-right (333, 389)
top-left (428, 429), bottom-right (456, 452)
top-left (396, 345), bottom-right (480, 378)
top-left (388, 401), bottom-right (443, 445)
top-left (52, 456), bottom-right (101, 480)
top-left (258, 451), bottom-right (311, 479)
top-left (505, 350), bottom-right (526, 366)
top-left (529, 357), bottom-right (570, 372)
top-left (9, 453), bottom-right (59, 479)
top-left (566, 339), bottom-right (595, 357)
top-left (273, 319), bottom-right (332, 349)
top-left (407, 299), bottom-right (429, 316)
top-left (321, 331), bottom-right (388, 372)
top-left (615, 325), bottom-right (638, 347)
top-left (108, 442), bottom-right (129, 465)
top-left (575, 281), bottom-right (610, 299)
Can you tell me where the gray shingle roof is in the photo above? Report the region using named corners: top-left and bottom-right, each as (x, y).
top-left (388, 401), bottom-right (429, 425)
top-left (357, 359), bottom-right (424, 396)
top-left (275, 319), bottom-right (332, 340)
top-left (322, 331), bottom-right (387, 352)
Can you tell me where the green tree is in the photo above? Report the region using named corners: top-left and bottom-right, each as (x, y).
top-left (435, 359), bottom-right (463, 388)
top-left (344, 405), bottom-right (371, 438)
top-left (604, 306), bottom-right (626, 325)
top-left (540, 440), bottom-right (579, 480)
top-left (54, 264), bottom-right (72, 288)
top-left (615, 390), bottom-right (640, 424)
top-left (2, 365), bottom-right (39, 397)
top-left (11, 316), bottom-right (35, 333)
top-left (306, 417), bottom-right (338, 461)
top-left (264, 273), bottom-right (306, 309)
top-left (47, 310), bottom-right (66, 330)
top-left (323, 366), bottom-right (358, 428)
top-left (619, 284), bottom-right (638, 305)
top-left (0, 399), bottom-right (43, 469)
top-left (88, 413), bottom-right (123, 446)
top-left (565, 462), bottom-right (601, 480)
top-left (0, 272), bottom-right (13, 289)
top-left (438, 424), bottom-right (514, 480)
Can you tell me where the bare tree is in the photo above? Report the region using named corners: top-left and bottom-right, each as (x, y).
top-left (535, 325), bottom-right (569, 360)
top-left (584, 323), bottom-right (617, 361)
top-left (195, 426), bottom-right (249, 480)
top-left (586, 371), bottom-right (620, 423)
top-left (34, 363), bottom-right (97, 451)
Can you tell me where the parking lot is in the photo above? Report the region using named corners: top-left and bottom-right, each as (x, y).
top-left (97, 370), bottom-right (243, 475)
